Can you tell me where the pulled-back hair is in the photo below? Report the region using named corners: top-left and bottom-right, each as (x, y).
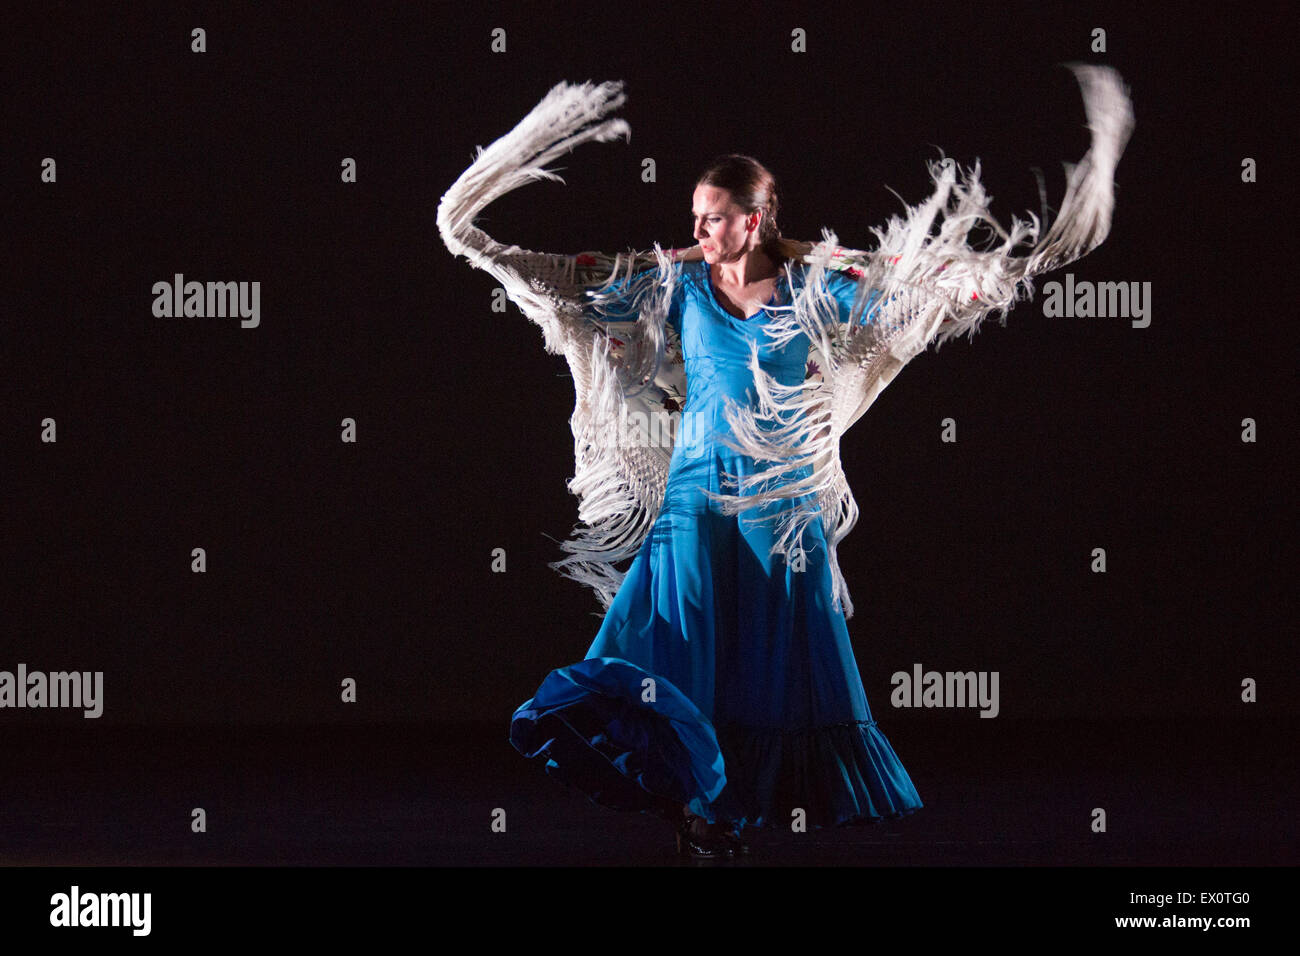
top-left (696, 154), bottom-right (785, 259)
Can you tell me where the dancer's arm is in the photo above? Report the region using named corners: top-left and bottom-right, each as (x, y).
top-left (436, 81), bottom-right (636, 347)
top-left (800, 64), bottom-right (1134, 367)
top-left (825, 269), bottom-right (886, 327)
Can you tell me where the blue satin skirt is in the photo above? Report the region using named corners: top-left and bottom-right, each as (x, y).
top-left (510, 448), bottom-right (923, 830)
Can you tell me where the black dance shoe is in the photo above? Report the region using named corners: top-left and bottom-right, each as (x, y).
top-left (719, 826), bottom-right (750, 855)
top-left (672, 809), bottom-right (735, 859)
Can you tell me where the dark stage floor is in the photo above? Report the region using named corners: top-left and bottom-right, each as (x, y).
top-left (0, 717), bottom-right (1291, 867)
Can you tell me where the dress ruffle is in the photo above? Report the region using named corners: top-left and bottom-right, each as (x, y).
top-left (509, 657), bottom-right (726, 823)
top-left (714, 718), bottom-right (923, 828)
top-left (508, 255), bottom-right (926, 834)
top-left (510, 656), bottom-right (922, 831)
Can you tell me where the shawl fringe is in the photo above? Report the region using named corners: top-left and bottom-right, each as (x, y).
top-left (706, 63), bottom-right (1134, 617)
top-left (437, 65), bottom-right (1134, 620)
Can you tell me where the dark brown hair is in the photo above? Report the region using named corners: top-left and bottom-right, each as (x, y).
top-left (696, 154), bottom-right (784, 258)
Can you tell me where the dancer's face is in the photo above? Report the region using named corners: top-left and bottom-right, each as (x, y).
top-left (692, 184), bottom-right (760, 264)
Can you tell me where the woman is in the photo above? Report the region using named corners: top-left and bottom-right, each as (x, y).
top-left (437, 70), bottom-right (1132, 857)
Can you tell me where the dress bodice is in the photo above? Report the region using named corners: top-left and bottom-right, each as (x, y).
top-left (674, 262), bottom-right (811, 397)
top-left (668, 261), bottom-right (860, 459)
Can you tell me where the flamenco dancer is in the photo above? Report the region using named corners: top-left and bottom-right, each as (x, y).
top-left (437, 66), bottom-right (1132, 858)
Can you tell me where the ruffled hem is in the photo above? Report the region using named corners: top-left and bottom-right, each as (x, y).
top-left (509, 657), bottom-right (727, 825)
top-left (714, 719), bottom-right (924, 829)
top-left (510, 657), bottom-right (922, 831)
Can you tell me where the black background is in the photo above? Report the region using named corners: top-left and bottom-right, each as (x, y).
top-left (6, 1), bottom-right (1292, 723)
top-left (1, 0), bottom-right (1294, 878)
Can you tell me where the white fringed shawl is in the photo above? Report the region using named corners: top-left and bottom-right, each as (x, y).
top-left (436, 66), bottom-right (1134, 619)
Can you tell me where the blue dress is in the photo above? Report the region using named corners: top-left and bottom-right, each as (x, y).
top-left (509, 258), bottom-right (923, 830)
